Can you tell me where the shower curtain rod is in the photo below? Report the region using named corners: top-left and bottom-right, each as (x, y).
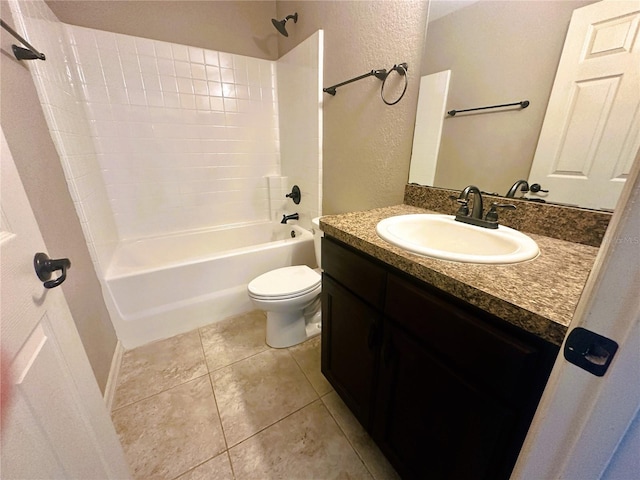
top-left (1, 18), bottom-right (46, 60)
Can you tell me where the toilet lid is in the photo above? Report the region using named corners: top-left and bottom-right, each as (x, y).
top-left (248, 265), bottom-right (321, 298)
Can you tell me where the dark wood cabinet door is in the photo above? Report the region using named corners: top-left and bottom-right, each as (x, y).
top-left (373, 321), bottom-right (517, 480)
top-left (321, 274), bottom-right (379, 429)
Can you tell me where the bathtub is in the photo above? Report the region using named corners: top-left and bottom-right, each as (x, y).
top-left (104, 221), bottom-right (316, 348)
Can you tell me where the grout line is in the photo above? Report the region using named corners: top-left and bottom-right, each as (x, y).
top-left (168, 455), bottom-right (215, 480)
top-left (198, 322), bottom-right (238, 479)
top-left (287, 342), bottom-right (323, 398)
top-left (224, 451), bottom-right (237, 480)
top-left (225, 397), bottom-right (325, 451)
top-left (110, 371), bottom-right (210, 413)
top-left (205, 346), bottom-right (270, 374)
top-left (198, 325), bottom-right (232, 455)
top-left (320, 393), bottom-right (376, 479)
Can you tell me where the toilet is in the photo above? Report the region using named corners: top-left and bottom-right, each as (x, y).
top-left (247, 217), bottom-right (323, 348)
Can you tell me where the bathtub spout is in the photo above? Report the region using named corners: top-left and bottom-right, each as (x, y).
top-left (281, 213), bottom-right (299, 224)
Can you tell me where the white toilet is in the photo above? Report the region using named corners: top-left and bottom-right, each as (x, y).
top-left (247, 217), bottom-right (323, 348)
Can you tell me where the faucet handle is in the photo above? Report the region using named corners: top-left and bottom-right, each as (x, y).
top-left (455, 198), bottom-right (469, 216)
top-left (448, 195), bottom-right (469, 216)
top-left (485, 202), bottom-right (516, 222)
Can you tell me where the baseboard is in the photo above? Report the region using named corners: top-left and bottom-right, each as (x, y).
top-left (103, 340), bottom-right (124, 412)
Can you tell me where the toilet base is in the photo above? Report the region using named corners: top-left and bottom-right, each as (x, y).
top-left (266, 311), bottom-right (304, 348)
top-left (305, 311), bottom-right (321, 339)
top-left (266, 308), bottom-right (322, 348)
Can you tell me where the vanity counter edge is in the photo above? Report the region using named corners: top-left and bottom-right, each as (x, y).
top-left (320, 204), bottom-right (600, 346)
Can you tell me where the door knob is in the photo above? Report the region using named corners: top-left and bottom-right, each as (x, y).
top-left (34, 252), bottom-right (71, 289)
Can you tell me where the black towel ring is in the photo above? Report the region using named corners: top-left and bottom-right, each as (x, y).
top-left (381, 63), bottom-right (408, 106)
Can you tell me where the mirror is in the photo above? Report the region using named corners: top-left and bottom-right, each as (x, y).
top-left (411, 0), bottom-right (637, 210)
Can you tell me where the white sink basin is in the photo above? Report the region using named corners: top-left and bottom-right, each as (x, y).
top-left (376, 214), bottom-right (539, 264)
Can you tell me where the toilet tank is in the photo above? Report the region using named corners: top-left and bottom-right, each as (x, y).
top-left (311, 217), bottom-right (323, 269)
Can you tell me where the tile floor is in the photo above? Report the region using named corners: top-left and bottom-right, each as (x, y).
top-left (111, 310), bottom-right (399, 480)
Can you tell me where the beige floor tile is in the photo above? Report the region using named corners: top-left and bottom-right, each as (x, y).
top-left (200, 310), bottom-right (269, 371)
top-left (211, 348), bottom-right (318, 447)
top-left (322, 391), bottom-right (400, 480)
top-left (288, 335), bottom-right (333, 396)
top-left (175, 452), bottom-right (234, 480)
top-left (229, 400), bottom-right (372, 480)
top-left (113, 329), bottom-right (207, 410)
top-left (112, 376), bottom-right (226, 480)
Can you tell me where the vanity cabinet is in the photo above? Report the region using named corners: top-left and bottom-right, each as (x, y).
top-left (321, 236), bottom-right (559, 480)
top-left (320, 236), bottom-right (385, 427)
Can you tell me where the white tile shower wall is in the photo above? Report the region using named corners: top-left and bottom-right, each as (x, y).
top-left (10, 0), bottom-right (320, 270)
top-left (7, 0), bottom-right (120, 273)
top-left (67, 25), bottom-right (280, 239)
top-left (267, 175), bottom-right (290, 222)
top-left (277, 31), bottom-right (323, 230)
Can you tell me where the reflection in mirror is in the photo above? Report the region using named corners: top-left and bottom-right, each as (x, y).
top-left (411, 0), bottom-right (639, 211)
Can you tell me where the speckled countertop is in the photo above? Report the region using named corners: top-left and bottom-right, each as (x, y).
top-left (320, 204), bottom-right (600, 346)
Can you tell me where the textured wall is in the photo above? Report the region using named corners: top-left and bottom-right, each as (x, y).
top-left (45, 0), bottom-right (279, 60)
top-left (0, 3), bottom-right (118, 394)
top-left (278, 1), bottom-right (429, 214)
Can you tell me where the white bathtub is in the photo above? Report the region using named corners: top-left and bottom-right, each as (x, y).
top-left (105, 221), bottom-right (316, 348)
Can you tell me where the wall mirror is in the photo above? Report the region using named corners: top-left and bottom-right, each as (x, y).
top-left (410, 0), bottom-right (639, 211)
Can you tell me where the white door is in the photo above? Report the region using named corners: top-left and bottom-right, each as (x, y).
top-left (513, 140), bottom-right (640, 477)
top-left (0, 127), bottom-right (130, 479)
top-left (527, 0), bottom-right (640, 210)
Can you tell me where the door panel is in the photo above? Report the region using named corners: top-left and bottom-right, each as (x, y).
top-left (321, 275), bottom-right (379, 428)
top-left (0, 127), bottom-right (130, 478)
top-left (528, 1), bottom-right (640, 210)
top-left (374, 323), bottom-right (516, 480)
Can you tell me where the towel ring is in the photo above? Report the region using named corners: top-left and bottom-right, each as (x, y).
top-left (381, 63), bottom-right (408, 106)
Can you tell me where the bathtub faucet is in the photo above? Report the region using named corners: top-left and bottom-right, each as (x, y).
top-left (281, 213), bottom-right (299, 224)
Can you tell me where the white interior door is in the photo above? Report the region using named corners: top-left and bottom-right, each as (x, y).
top-left (527, 0), bottom-right (640, 210)
top-left (0, 127), bottom-right (130, 479)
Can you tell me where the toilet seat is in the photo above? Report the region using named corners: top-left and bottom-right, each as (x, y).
top-left (248, 265), bottom-right (321, 300)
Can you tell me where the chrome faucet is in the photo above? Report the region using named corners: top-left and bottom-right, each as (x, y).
top-left (281, 213), bottom-right (299, 224)
top-left (506, 179), bottom-right (530, 198)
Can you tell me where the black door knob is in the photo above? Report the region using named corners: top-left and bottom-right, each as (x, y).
top-left (34, 252), bottom-right (71, 289)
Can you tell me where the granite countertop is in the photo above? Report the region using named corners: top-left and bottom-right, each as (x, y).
top-left (320, 204), bottom-right (600, 346)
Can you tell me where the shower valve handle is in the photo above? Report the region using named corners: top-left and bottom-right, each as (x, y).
top-left (285, 185), bottom-right (301, 204)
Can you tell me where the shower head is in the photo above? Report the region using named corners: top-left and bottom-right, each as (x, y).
top-left (271, 12), bottom-right (298, 37)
